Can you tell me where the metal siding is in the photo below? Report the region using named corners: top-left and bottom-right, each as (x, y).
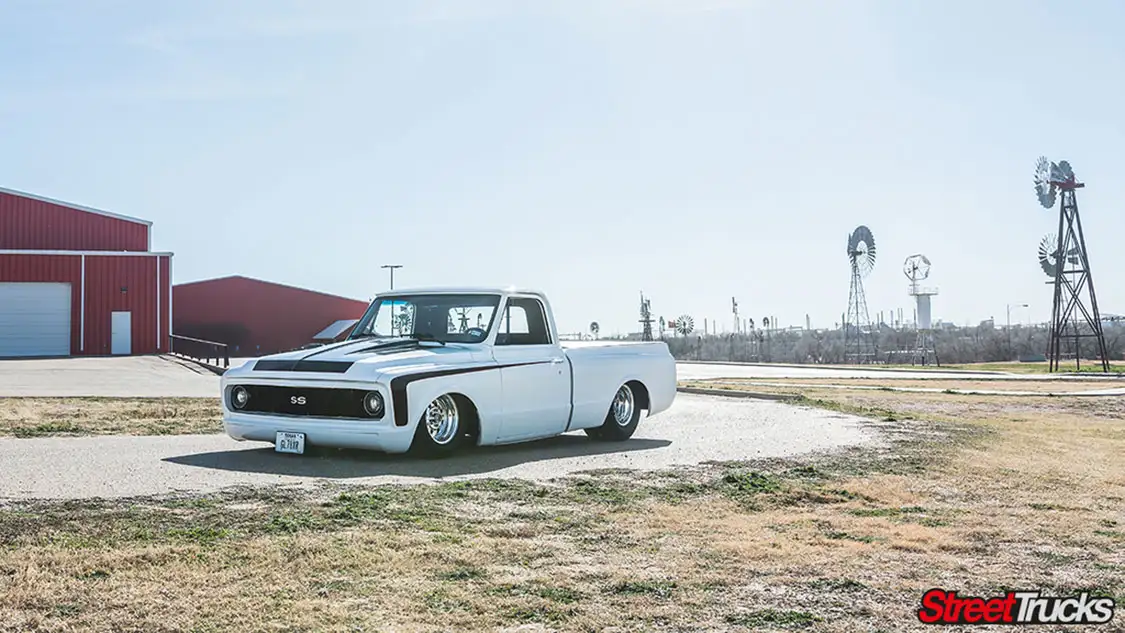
top-left (159, 255), bottom-right (172, 351)
top-left (84, 256), bottom-right (161, 355)
top-left (173, 277), bottom-right (369, 355)
top-left (0, 190), bottom-right (148, 251)
top-left (0, 254), bottom-right (83, 353)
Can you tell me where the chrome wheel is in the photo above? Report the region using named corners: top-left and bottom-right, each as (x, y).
top-left (425, 394), bottom-right (459, 445)
top-left (611, 385), bottom-right (635, 426)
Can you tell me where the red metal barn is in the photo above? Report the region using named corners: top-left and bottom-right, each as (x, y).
top-left (0, 187), bottom-right (172, 357)
top-left (172, 276), bottom-right (369, 355)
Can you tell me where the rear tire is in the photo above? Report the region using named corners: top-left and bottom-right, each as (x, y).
top-left (411, 394), bottom-right (464, 458)
top-left (586, 383), bottom-right (641, 442)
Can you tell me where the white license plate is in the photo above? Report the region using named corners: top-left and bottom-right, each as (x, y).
top-left (275, 432), bottom-right (305, 454)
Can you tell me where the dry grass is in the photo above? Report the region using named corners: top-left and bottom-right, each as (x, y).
top-left (683, 376), bottom-right (1119, 394)
top-left (0, 398), bottom-right (222, 437)
top-left (1, 391), bottom-right (1124, 631)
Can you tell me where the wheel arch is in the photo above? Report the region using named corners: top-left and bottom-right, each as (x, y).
top-left (449, 392), bottom-right (481, 444)
top-left (623, 378), bottom-right (651, 412)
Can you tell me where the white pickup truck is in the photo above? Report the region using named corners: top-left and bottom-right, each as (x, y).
top-left (220, 287), bottom-right (677, 457)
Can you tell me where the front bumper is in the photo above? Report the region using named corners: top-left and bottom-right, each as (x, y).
top-left (223, 411), bottom-right (416, 454)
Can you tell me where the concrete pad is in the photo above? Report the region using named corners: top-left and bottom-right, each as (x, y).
top-left (0, 355), bottom-right (219, 398)
top-left (0, 394), bottom-right (878, 501)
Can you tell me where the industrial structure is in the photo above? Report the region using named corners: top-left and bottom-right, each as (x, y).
top-left (172, 275), bottom-right (369, 355)
top-left (904, 253), bottom-right (939, 365)
top-left (1032, 157), bottom-right (1109, 372)
top-left (843, 225), bottom-right (877, 363)
top-left (0, 187), bottom-right (172, 357)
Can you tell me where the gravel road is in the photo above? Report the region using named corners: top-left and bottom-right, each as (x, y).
top-left (0, 394), bottom-right (877, 501)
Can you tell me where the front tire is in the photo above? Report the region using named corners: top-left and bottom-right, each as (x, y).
top-left (411, 394), bottom-right (463, 458)
top-left (585, 383), bottom-right (641, 442)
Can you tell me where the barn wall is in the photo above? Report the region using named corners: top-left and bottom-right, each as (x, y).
top-left (173, 277), bottom-right (369, 355)
top-left (0, 253), bottom-right (172, 355)
top-left (84, 256), bottom-right (163, 355)
top-left (0, 190), bottom-right (149, 251)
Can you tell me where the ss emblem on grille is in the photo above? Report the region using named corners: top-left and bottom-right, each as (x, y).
top-left (290, 396), bottom-right (307, 405)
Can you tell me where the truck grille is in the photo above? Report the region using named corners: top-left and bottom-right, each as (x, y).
top-left (230, 385), bottom-right (374, 419)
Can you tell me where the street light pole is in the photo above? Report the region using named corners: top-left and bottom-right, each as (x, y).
top-left (381, 264), bottom-right (403, 290)
top-left (1007, 303), bottom-right (1028, 360)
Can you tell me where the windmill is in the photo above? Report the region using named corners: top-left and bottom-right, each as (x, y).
top-left (904, 254), bottom-right (938, 366)
top-left (1033, 157), bottom-right (1109, 372)
top-left (454, 307), bottom-right (472, 333)
top-left (675, 315), bottom-right (694, 337)
top-left (731, 297), bottom-right (740, 334)
top-left (589, 321), bottom-right (600, 340)
top-left (639, 292), bottom-right (654, 341)
top-left (844, 225), bottom-right (877, 364)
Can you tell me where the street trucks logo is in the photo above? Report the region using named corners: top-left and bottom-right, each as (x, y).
top-left (918, 588), bottom-right (1115, 625)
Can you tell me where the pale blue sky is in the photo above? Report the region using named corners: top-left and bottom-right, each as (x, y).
top-left (2, 0), bottom-right (1123, 336)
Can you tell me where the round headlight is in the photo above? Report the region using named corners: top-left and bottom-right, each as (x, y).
top-left (363, 391), bottom-right (384, 417)
top-left (231, 386), bottom-right (250, 410)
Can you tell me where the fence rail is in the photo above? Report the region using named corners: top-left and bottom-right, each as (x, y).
top-left (170, 334), bottom-right (229, 369)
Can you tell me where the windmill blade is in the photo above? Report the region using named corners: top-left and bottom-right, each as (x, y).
top-left (675, 314), bottom-right (694, 335)
top-left (1038, 233), bottom-right (1059, 277)
top-left (902, 254), bottom-right (931, 281)
top-left (1056, 160), bottom-right (1074, 181)
top-left (1034, 156), bottom-right (1058, 208)
top-left (848, 225), bottom-right (877, 277)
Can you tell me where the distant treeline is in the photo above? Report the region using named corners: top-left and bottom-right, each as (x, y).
top-left (637, 324), bottom-right (1125, 365)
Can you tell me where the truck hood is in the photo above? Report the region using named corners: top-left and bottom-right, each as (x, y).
top-left (242, 338), bottom-right (486, 378)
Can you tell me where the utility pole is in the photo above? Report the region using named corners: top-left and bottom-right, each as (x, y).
top-left (381, 264), bottom-right (403, 290)
top-left (1007, 302), bottom-right (1028, 360)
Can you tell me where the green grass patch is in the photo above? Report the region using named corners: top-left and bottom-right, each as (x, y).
top-left (610, 579), bottom-right (677, 598)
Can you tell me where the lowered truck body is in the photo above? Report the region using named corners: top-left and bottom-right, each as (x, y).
top-left (220, 287), bottom-right (677, 456)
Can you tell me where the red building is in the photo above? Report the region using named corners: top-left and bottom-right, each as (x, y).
top-left (172, 276), bottom-right (369, 355)
top-left (0, 187), bottom-right (172, 358)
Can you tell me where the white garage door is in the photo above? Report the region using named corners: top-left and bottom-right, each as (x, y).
top-left (0, 283), bottom-right (72, 357)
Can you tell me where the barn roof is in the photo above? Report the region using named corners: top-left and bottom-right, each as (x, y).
top-left (173, 275), bottom-right (368, 303)
top-left (0, 186), bottom-right (152, 226)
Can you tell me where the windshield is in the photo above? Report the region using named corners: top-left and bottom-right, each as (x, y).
top-left (348, 293), bottom-right (501, 344)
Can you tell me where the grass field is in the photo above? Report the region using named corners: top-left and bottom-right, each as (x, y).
top-left (683, 376), bottom-right (1120, 394)
top-left (939, 361), bottom-right (1125, 375)
top-left (0, 398), bottom-right (222, 438)
top-left (1, 389), bottom-right (1122, 631)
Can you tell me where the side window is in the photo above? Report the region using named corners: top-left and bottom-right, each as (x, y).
top-left (495, 298), bottom-right (551, 346)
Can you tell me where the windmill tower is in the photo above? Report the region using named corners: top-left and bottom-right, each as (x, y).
top-left (454, 307), bottom-right (471, 333)
top-left (639, 292), bottom-right (654, 342)
top-left (904, 254), bottom-right (939, 366)
top-left (731, 297), bottom-right (740, 334)
top-left (844, 225), bottom-right (877, 364)
top-left (1033, 157), bottom-right (1109, 372)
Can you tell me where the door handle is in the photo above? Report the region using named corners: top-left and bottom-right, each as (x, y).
top-left (551, 358), bottom-right (566, 364)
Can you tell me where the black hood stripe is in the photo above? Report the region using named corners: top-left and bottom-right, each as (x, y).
top-left (390, 361), bottom-right (550, 427)
top-left (255, 338), bottom-right (432, 372)
top-left (254, 359), bottom-right (355, 373)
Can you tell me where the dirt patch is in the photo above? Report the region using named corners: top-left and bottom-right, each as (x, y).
top-left (0, 397), bottom-right (222, 437)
